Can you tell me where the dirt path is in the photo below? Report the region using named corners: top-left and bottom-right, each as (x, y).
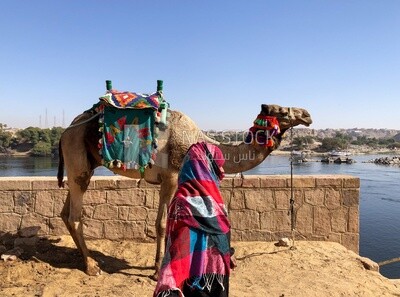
top-left (1, 236), bottom-right (399, 297)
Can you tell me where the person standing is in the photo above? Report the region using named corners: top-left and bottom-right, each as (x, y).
top-left (154, 142), bottom-right (233, 297)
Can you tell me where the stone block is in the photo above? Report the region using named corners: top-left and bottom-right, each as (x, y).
top-left (0, 213), bottom-right (21, 232)
top-left (229, 210), bottom-right (259, 230)
top-left (343, 176), bottom-right (360, 188)
top-left (35, 191), bottom-right (54, 217)
top-left (94, 179), bottom-right (118, 190)
top-left (341, 233), bottom-right (359, 253)
top-left (13, 192), bottom-right (34, 214)
top-left (315, 176), bottom-right (342, 187)
top-left (296, 204), bottom-right (313, 235)
top-left (104, 220), bottom-right (146, 240)
top-left (117, 178), bottom-right (138, 189)
top-left (82, 205), bottom-right (95, 218)
top-left (313, 207), bottom-right (331, 235)
top-left (118, 206), bottom-right (130, 220)
top-left (343, 189), bottom-right (359, 206)
top-left (146, 223), bottom-right (157, 239)
top-left (144, 189), bottom-right (159, 209)
top-left (147, 210), bottom-right (158, 224)
top-left (107, 189), bottom-right (145, 206)
top-left (330, 208), bottom-right (348, 233)
top-left (220, 189), bottom-right (232, 207)
top-left (241, 177), bottom-right (260, 188)
top-left (260, 176), bottom-right (286, 188)
top-left (325, 188), bottom-right (342, 209)
top-left (230, 229), bottom-right (242, 241)
top-left (84, 190), bottom-right (107, 205)
top-left (244, 189), bottom-right (274, 212)
top-left (93, 204), bottom-right (118, 220)
top-left (271, 231), bottom-right (292, 241)
top-left (260, 211), bottom-right (273, 230)
top-left (275, 190), bottom-right (290, 210)
top-left (220, 178), bottom-right (233, 188)
top-left (304, 188), bottom-right (325, 206)
top-left (83, 219), bottom-right (104, 239)
top-left (291, 176), bottom-right (315, 188)
top-left (232, 177), bottom-right (243, 188)
top-left (271, 210), bottom-right (291, 232)
top-left (32, 180), bottom-right (59, 190)
top-left (0, 180), bottom-right (31, 191)
top-left (53, 191), bottom-right (67, 216)
top-left (229, 190), bottom-right (245, 210)
top-left (348, 206), bottom-right (359, 233)
top-left (137, 180), bottom-right (158, 188)
top-left (241, 230), bottom-right (272, 241)
top-left (127, 206), bottom-right (148, 221)
top-left (326, 233), bottom-right (341, 243)
top-left (49, 218), bottom-right (69, 236)
top-left (20, 213), bottom-right (49, 235)
top-left (0, 191), bottom-right (14, 212)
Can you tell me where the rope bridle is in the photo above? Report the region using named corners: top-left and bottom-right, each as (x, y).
top-left (288, 108), bottom-right (297, 250)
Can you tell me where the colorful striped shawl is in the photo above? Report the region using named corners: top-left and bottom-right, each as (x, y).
top-left (154, 143), bottom-right (231, 297)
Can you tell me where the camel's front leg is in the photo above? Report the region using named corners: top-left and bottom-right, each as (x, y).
top-left (153, 176), bottom-right (177, 280)
top-left (62, 175), bottom-right (101, 276)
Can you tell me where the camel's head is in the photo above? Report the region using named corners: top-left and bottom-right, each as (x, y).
top-left (260, 104), bottom-right (312, 131)
top-left (246, 104), bottom-right (312, 150)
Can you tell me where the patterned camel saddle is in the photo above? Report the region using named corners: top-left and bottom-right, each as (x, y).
top-left (94, 89), bottom-right (169, 175)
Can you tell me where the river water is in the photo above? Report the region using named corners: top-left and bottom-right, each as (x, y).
top-left (0, 154), bottom-right (399, 279)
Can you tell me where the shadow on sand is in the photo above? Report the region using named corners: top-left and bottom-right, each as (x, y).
top-left (0, 232), bottom-right (153, 276)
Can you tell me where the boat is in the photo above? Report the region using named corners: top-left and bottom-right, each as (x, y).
top-left (321, 150), bottom-right (354, 164)
top-left (291, 150), bottom-right (310, 163)
top-left (328, 150), bottom-right (351, 157)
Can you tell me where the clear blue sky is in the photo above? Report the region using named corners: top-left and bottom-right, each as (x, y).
top-left (1, 0), bottom-right (399, 130)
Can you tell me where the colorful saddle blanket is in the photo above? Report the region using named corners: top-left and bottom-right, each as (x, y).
top-left (96, 89), bottom-right (168, 174)
top-left (100, 90), bottom-right (161, 109)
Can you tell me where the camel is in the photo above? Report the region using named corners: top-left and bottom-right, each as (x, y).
top-left (57, 103), bottom-right (312, 277)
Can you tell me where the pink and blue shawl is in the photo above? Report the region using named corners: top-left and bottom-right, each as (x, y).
top-left (154, 142), bottom-right (231, 297)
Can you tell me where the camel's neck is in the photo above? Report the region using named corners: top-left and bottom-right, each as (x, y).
top-left (218, 142), bottom-right (274, 174)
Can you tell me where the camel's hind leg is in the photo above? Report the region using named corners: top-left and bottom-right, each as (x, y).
top-left (61, 172), bottom-right (101, 276)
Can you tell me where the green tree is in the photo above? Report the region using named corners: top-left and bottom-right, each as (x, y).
top-left (17, 127), bottom-right (41, 144)
top-left (292, 136), bottom-right (315, 150)
top-left (31, 141), bottom-right (52, 156)
top-left (50, 127), bottom-right (64, 146)
top-left (319, 137), bottom-right (347, 151)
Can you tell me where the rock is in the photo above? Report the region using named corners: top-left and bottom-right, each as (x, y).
top-left (358, 256), bottom-right (379, 272)
top-left (1, 254), bottom-right (17, 261)
top-left (1, 247), bottom-right (24, 262)
top-left (14, 236), bottom-right (39, 248)
top-left (18, 226), bottom-right (41, 238)
top-left (275, 237), bottom-right (291, 247)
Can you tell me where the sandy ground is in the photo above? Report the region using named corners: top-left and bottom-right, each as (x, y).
top-left (1, 236), bottom-right (400, 297)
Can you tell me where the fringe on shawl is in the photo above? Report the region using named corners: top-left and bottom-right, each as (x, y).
top-left (190, 273), bottom-right (226, 292)
top-left (156, 288), bottom-right (183, 297)
top-left (155, 273), bottom-right (226, 297)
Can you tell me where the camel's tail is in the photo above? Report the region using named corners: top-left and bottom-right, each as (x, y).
top-left (57, 140), bottom-right (65, 188)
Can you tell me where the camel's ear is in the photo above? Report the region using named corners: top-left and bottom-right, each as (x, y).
top-left (261, 104), bottom-right (270, 115)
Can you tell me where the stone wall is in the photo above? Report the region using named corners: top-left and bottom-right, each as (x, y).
top-left (0, 175), bottom-right (360, 253)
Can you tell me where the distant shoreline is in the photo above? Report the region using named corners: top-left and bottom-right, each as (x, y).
top-left (1, 147), bottom-right (398, 158)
